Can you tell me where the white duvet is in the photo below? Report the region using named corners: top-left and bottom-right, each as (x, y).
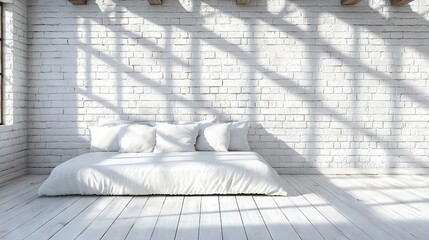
top-left (38, 152), bottom-right (288, 196)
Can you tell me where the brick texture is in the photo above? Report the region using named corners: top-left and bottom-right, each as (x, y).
top-left (25, 0), bottom-right (429, 173)
top-left (0, 0), bottom-right (28, 183)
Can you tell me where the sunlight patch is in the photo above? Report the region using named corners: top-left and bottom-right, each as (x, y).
top-left (266, 0), bottom-right (286, 14)
top-left (179, 0), bottom-right (193, 12)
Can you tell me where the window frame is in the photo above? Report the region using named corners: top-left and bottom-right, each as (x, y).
top-left (0, 3), bottom-right (3, 125)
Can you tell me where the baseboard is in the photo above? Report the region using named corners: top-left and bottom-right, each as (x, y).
top-left (0, 169), bottom-right (28, 185)
top-left (28, 168), bottom-right (51, 175)
top-left (275, 167), bottom-right (429, 175)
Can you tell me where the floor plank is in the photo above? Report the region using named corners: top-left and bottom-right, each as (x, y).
top-left (24, 196), bottom-right (99, 240)
top-left (273, 195), bottom-right (325, 240)
top-left (49, 197), bottom-right (115, 240)
top-left (0, 175), bottom-right (45, 198)
top-left (0, 196), bottom-right (62, 230)
top-left (253, 196), bottom-right (301, 240)
top-left (321, 175), bottom-right (429, 220)
top-left (199, 196), bottom-right (222, 240)
top-left (175, 196), bottom-right (201, 240)
top-left (335, 175), bottom-right (429, 240)
top-left (0, 176), bottom-right (45, 207)
top-left (236, 195), bottom-right (272, 240)
top-left (0, 187), bottom-right (39, 213)
top-left (295, 175), bottom-right (395, 240)
top-left (150, 196), bottom-right (184, 240)
top-left (2, 196), bottom-right (81, 239)
top-left (301, 175), bottom-right (418, 240)
top-left (369, 176), bottom-right (429, 209)
top-left (284, 176), bottom-right (373, 240)
top-left (285, 182), bottom-right (349, 240)
top-left (0, 175), bottom-right (427, 240)
top-left (219, 196), bottom-right (247, 240)
top-left (330, 175), bottom-right (427, 219)
top-left (0, 175), bottom-right (34, 189)
top-left (125, 196), bottom-right (166, 240)
top-left (76, 196), bottom-right (132, 240)
top-left (101, 197), bottom-right (148, 240)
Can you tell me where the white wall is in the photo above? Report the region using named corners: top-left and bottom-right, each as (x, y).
top-left (26, 0), bottom-right (429, 173)
top-left (0, 0), bottom-right (28, 183)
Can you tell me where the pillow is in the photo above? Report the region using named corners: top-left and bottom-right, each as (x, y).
top-left (154, 123), bottom-right (199, 152)
top-left (118, 124), bottom-right (156, 153)
top-left (195, 123), bottom-right (230, 152)
top-left (228, 122), bottom-right (251, 151)
top-left (89, 125), bottom-right (120, 152)
top-left (178, 118), bottom-right (220, 150)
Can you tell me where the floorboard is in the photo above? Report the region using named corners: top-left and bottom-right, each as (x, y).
top-left (24, 196), bottom-right (99, 240)
top-left (219, 196), bottom-right (247, 240)
top-left (253, 196), bottom-right (301, 240)
top-left (285, 176), bottom-right (373, 240)
top-left (301, 175), bottom-right (418, 240)
top-left (125, 196), bottom-right (166, 240)
top-left (332, 175), bottom-right (429, 240)
top-left (3, 196), bottom-right (81, 239)
top-left (49, 197), bottom-right (115, 240)
top-left (175, 196), bottom-right (201, 240)
top-left (76, 197), bottom-right (132, 240)
top-left (0, 196), bottom-right (61, 228)
top-left (0, 175), bottom-right (427, 240)
top-left (199, 196), bottom-right (222, 240)
top-left (101, 197), bottom-right (148, 240)
top-left (150, 196), bottom-right (184, 240)
top-left (236, 195), bottom-right (272, 240)
top-left (0, 187), bottom-right (39, 213)
top-left (0, 176), bottom-right (45, 207)
top-left (273, 194), bottom-right (325, 240)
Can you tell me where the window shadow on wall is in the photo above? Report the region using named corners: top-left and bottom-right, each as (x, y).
top-left (27, 0), bottom-right (429, 172)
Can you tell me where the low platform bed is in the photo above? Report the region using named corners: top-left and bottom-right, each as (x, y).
top-left (38, 152), bottom-right (288, 196)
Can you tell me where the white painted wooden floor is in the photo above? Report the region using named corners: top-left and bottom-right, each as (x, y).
top-left (1, 174), bottom-right (429, 240)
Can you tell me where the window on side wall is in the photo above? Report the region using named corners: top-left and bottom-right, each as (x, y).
top-left (0, 3), bottom-right (3, 125)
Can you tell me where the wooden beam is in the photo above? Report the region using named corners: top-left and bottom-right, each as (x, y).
top-left (68, 0), bottom-right (87, 5)
top-left (236, 0), bottom-right (250, 5)
top-left (391, 0), bottom-right (414, 6)
top-left (341, 0), bottom-right (361, 5)
top-left (147, 0), bottom-right (162, 5)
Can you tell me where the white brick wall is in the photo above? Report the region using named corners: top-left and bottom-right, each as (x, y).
top-left (0, 0), bottom-right (28, 183)
top-left (26, 0), bottom-right (429, 173)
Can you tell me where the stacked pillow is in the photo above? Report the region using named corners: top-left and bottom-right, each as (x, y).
top-left (228, 121), bottom-right (251, 151)
top-left (89, 117), bottom-right (251, 153)
top-left (178, 118), bottom-right (230, 152)
top-left (89, 125), bottom-right (120, 152)
top-left (154, 123), bottom-right (199, 152)
top-left (89, 119), bottom-right (156, 153)
top-left (196, 123), bottom-right (230, 152)
top-left (118, 124), bottom-right (156, 153)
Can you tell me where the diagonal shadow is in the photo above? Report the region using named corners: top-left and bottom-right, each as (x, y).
top-left (67, 0), bottom-right (429, 169)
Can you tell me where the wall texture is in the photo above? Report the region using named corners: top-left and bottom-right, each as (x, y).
top-left (0, 0), bottom-right (28, 183)
top-left (26, 0), bottom-right (429, 173)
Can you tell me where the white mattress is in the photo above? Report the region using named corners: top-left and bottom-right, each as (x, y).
top-left (38, 152), bottom-right (288, 196)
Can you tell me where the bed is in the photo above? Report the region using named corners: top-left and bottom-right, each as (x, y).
top-left (38, 151), bottom-right (288, 196)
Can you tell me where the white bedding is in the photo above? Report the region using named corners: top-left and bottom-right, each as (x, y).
top-left (38, 152), bottom-right (288, 196)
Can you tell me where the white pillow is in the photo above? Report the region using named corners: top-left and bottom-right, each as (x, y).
top-left (178, 117), bottom-right (218, 149)
top-left (195, 123), bottom-right (230, 152)
top-left (89, 125), bottom-right (119, 152)
top-left (228, 122), bottom-right (251, 151)
top-left (155, 123), bottom-right (199, 152)
top-left (118, 124), bottom-right (156, 153)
